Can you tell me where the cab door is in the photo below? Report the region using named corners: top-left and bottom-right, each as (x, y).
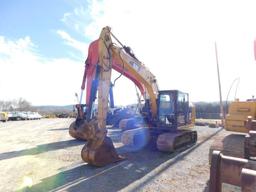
top-left (176, 92), bottom-right (189, 126)
top-left (157, 92), bottom-right (175, 127)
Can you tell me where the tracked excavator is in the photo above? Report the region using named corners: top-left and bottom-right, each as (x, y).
top-left (69, 26), bottom-right (197, 166)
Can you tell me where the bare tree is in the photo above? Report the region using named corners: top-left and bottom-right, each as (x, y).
top-left (0, 101), bottom-right (3, 111)
top-left (0, 100), bottom-right (15, 111)
top-left (0, 98), bottom-right (31, 111)
top-left (17, 98), bottom-right (31, 111)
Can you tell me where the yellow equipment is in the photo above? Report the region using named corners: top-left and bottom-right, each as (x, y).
top-left (0, 112), bottom-right (8, 122)
top-left (209, 40), bottom-right (256, 191)
top-left (225, 99), bottom-right (256, 133)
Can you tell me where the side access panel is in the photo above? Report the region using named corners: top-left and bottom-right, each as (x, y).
top-left (225, 101), bottom-right (256, 133)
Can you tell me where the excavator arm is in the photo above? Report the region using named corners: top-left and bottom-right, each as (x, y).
top-left (110, 43), bottom-right (158, 118)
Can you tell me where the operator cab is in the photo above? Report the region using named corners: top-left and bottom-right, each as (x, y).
top-left (157, 90), bottom-right (191, 129)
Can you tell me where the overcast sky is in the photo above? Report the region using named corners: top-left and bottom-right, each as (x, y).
top-left (1, 0), bottom-right (256, 106)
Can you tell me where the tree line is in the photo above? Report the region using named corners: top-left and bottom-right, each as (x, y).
top-left (0, 98), bottom-right (228, 119)
top-left (194, 101), bottom-right (229, 119)
top-left (0, 98), bottom-right (32, 111)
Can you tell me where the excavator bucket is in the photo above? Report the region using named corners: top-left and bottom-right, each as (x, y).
top-left (69, 119), bottom-right (124, 166)
top-left (81, 136), bottom-right (124, 167)
top-left (69, 121), bottom-right (87, 140)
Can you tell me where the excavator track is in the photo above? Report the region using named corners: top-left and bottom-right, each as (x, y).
top-left (156, 130), bottom-right (197, 152)
top-left (121, 128), bottom-right (197, 152)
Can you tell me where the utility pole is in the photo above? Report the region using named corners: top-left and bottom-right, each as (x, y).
top-left (215, 42), bottom-right (225, 126)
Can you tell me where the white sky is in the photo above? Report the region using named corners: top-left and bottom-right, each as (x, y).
top-left (1, 0), bottom-right (256, 106)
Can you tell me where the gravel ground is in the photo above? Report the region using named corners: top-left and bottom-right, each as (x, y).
top-left (0, 119), bottom-right (224, 192)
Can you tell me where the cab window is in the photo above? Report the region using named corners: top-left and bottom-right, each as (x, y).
top-left (159, 94), bottom-right (174, 116)
top-left (177, 93), bottom-right (188, 112)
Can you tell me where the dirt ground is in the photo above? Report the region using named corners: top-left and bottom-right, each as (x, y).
top-left (0, 119), bottom-right (224, 192)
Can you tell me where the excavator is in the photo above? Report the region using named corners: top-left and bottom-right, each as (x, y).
top-left (69, 26), bottom-right (197, 167)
